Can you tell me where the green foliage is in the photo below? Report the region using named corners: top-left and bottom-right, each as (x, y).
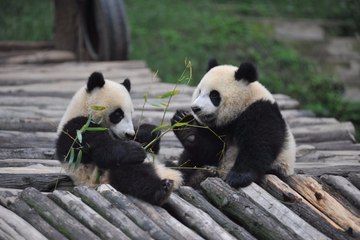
top-left (0, 0), bottom-right (53, 41)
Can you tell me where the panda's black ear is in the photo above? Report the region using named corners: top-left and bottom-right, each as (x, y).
top-left (207, 58), bottom-right (219, 72)
top-left (122, 78), bottom-right (131, 92)
top-left (87, 72), bottom-right (105, 92)
top-left (235, 62), bottom-right (257, 83)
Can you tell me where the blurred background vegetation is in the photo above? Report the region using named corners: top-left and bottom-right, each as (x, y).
top-left (0, 0), bottom-right (359, 140)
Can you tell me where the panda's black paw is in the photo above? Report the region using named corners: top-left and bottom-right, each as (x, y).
top-left (134, 123), bottom-right (161, 154)
top-left (154, 179), bottom-right (174, 205)
top-left (225, 170), bottom-right (257, 188)
top-left (171, 110), bottom-right (195, 126)
top-left (122, 141), bottom-right (147, 165)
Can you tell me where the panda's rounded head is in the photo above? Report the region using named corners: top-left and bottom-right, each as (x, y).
top-left (191, 59), bottom-right (275, 127)
top-left (58, 72), bottom-right (135, 139)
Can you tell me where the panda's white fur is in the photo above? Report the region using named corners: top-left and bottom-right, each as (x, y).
top-left (57, 79), bottom-right (135, 139)
top-left (192, 64), bottom-right (295, 176)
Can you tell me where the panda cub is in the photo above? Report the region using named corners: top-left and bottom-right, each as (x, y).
top-left (56, 72), bottom-right (182, 205)
top-left (172, 59), bottom-right (296, 188)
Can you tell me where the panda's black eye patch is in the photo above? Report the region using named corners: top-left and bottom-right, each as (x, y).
top-left (209, 90), bottom-right (221, 106)
top-left (109, 108), bottom-right (124, 124)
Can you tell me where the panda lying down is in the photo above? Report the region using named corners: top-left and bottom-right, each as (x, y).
top-left (171, 59), bottom-right (296, 188)
top-left (56, 72), bottom-right (182, 205)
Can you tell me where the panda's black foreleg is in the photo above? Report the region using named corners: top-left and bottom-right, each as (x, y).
top-left (56, 116), bottom-right (147, 168)
top-left (108, 163), bottom-right (174, 205)
top-left (171, 110), bottom-right (223, 187)
top-left (134, 123), bottom-right (161, 154)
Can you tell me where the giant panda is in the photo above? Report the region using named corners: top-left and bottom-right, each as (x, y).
top-left (171, 59), bottom-right (296, 188)
top-left (56, 72), bottom-right (182, 205)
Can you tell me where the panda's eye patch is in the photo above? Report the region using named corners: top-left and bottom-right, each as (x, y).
top-left (109, 108), bottom-right (124, 124)
top-left (209, 90), bottom-right (221, 106)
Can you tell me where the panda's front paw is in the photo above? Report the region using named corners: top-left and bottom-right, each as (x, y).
top-left (134, 123), bottom-right (161, 154)
top-left (225, 170), bottom-right (257, 188)
top-left (122, 141), bottom-right (147, 165)
top-left (171, 110), bottom-right (194, 126)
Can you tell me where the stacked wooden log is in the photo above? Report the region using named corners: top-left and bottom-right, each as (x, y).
top-left (0, 60), bottom-right (359, 239)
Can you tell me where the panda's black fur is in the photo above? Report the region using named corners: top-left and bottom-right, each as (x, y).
top-left (56, 72), bottom-right (181, 205)
top-left (171, 59), bottom-right (295, 188)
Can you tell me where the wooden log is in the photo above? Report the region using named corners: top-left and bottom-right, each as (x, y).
top-left (286, 175), bottom-right (360, 238)
top-left (0, 188), bottom-right (21, 207)
top-left (292, 122), bottom-right (356, 143)
top-left (0, 204), bottom-right (47, 240)
top-left (200, 177), bottom-right (307, 240)
top-left (348, 173), bottom-right (360, 189)
top-left (241, 182), bottom-right (328, 240)
top-left (0, 118), bottom-right (58, 132)
top-left (98, 185), bottom-right (174, 240)
top-left (0, 167), bottom-right (73, 191)
top-left (177, 186), bottom-right (256, 240)
top-left (287, 117), bottom-right (338, 128)
top-left (49, 190), bottom-right (130, 240)
top-left (0, 130), bottom-right (56, 148)
top-left (295, 162), bottom-right (360, 177)
top-left (166, 193), bottom-right (237, 240)
top-left (0, 147), bottom-right (55, 160)
top-left (320, 175), bottom-right (360, 209)
top-left (0, 95), bottom-right (68, 107)
top-left (260, 175), bottom-right (351, 240)
top-left (0, 159), bottom-right (61, 168)
top-left (20, 187), bottom-right (101, 240)
top-left (130, 196), bottom-right (204, 240)
top-left (281, 109), bottom-right (315, 119)
top-left (9, 198), bottom-right (67, 240)
top-left (296, 145), bottom-right (319, 162)
top-left (311, 141), bottom-right (360, 151)
top-left (73, 186), bottom-right (151, 240)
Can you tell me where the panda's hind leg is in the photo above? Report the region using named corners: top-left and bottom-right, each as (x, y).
top-left (108, 163), bottom-right (174, 205)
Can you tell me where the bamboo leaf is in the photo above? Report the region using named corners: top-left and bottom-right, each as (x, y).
top-left (149, 102), bottom-right (168, 108)
top-left (90, 106), bottom-right (106, 111)
top-left (76, 130), bottom-right (83, 143)
top-left (155, 90), bottom-right (180, 99)
top-left (173, 121), bottom-right (190, 127)
top-left (85, 127), bottom-right (108, 132)
top-left (143, 92), bottom-right (148, 102)
top-left (74, 150), bottom-right (82, 170)
top-left (67, 148), bottom-right (75, 169)
top-left (80, 115), bottom-right (92, 132)
top-left (95, 169), bottom-right (101, 184)
top-left (151, 123), bottom-right (169, 133)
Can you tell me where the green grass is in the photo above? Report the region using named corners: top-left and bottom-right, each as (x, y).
top-left (1, 0), bottom-right (359, 140)
top-left (0, 0), bottom-right (53, 41)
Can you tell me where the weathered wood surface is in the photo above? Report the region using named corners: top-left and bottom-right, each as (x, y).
top-left (166, 193), bottom-right (237, 240)
top-left (73, 186), bottom-right (151, 240)
top-left (0, 204), bottom-right (47, 240)
top-left (177, 186), bottom-right (256, 240)
top-left (20, 187), bottom-right (101, 240)
top-left (260, 175), bottom-right (351, 240)
top-left (49, 190), bottom-right (131, 240)
top-left (0, 60), bottom-right (360, 240)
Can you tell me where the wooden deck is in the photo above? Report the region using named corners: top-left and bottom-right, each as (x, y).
top-left (0, 60), bottom-right (360, 239)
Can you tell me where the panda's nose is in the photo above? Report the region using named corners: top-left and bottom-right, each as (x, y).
top-left (125, 132), bottom-right (135, 139)
top-left (191, 106), bottom-right (201, 114)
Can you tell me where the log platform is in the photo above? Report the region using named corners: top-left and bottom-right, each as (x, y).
top-left (0, 60), bottom-right (359, 239)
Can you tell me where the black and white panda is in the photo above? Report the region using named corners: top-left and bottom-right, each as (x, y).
top-left (171, 59), bottom-right (296, 188)
top-left (56, 72), bottom-right (182, 205)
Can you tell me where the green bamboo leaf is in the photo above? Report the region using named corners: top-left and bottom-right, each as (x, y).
top-left (149, 102), bottom-right (168, 108)
top-left (76, 130), bottom-right (83, 143)
top-left (80, 115), bottom-right (92, 132)
top-left (95, 169), bottom-right (101, 184)
top-left (155, 90), bottom-right (180, 99)
top-left (74, 150), bottom-right (82, 170)
top-left (90, 106), bottom-right (106, 111)
top-left (85, 127), bottom-right (108, 132)
top-left (67, 148), bottom-right (75, 169)
top-left (173, 121), bottom-right (190, 127)
top-left (143, 92), bottom-right (148, 102)
top-left (151, 123), bottom-right (169, 133)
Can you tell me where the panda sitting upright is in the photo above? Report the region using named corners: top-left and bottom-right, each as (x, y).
top-left (171, 59), bottom-right (296, 188)
top-left (56, 72), bottom-right (182, 205)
